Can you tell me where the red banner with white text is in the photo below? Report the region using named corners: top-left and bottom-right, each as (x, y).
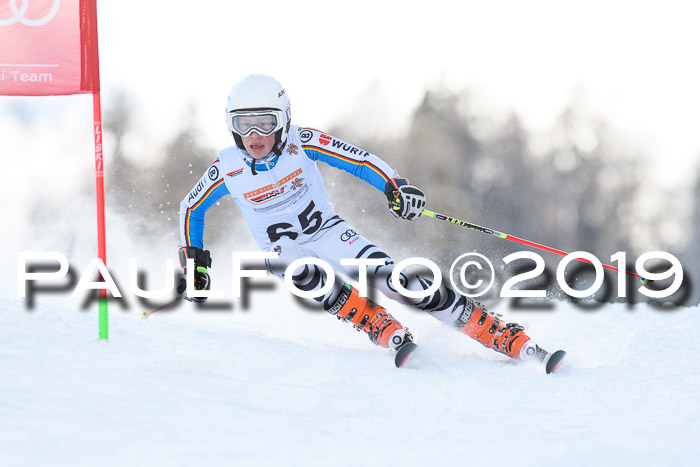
top-left (0, 0), bottom-right (100, 95)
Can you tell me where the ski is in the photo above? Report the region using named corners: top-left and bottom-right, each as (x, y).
top-left (522, 343), bottom-right (566, 374)
top-left (394, 341), bottom-right (418, 368)
top-left (393, 338), bottom-right (564, 372)
top-left (545, 350), bottom-right (567, 374)
top-left (392, 330), bottom-right (417, 368)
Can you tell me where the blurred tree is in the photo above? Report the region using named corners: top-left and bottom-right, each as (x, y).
top-left (100, 98), bottom-right (239, 246)
top-left (684, 168), bottom-right (700, 305)
top-left (102, 90), bottom-right (148, 234)
top-left (400, 89), bottom-right (484, 265)
top-left (540, 103), bottom-right (642, 257)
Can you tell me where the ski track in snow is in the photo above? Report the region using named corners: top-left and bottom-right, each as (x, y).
top-left (1, 296), bottom-right (699, 467)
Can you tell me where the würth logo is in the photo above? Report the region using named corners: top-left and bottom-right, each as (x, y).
top-left (319, 134), bottom-right (332, 146)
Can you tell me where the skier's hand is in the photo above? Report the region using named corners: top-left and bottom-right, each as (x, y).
top-left (177, 246), bottom-right (212, 302)
top-left (384, 177), bottom-right (426, 220)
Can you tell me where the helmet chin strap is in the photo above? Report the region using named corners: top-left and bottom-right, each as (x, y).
top-left (272, 129), bottom-right (285, 155)
top-left (245, 141), bottom-right (285, 176)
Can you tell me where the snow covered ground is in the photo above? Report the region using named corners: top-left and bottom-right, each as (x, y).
top-left (2, 291), bottom-right (698, 467)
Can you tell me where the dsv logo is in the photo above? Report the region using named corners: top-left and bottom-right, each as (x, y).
top-left (340, 229), bottom-right (357, 242)
top-left (0, 0), bottom-right (60, 27)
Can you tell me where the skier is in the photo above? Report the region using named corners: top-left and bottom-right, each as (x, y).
top-left (178, 74), bottom-right (559, 369)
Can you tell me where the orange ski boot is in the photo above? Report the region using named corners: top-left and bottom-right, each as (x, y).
top-left (454, 297), bottom-right (531, 359)
top-left (329, 283), bottom-right (408, 350)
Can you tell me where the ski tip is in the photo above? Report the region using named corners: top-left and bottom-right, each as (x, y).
top-left (394, 342), bottom-right (418, 368)
top-left (545, 350), bottom-right (566, 374)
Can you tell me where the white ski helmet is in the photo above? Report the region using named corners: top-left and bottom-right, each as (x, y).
top-left (226, 75), bottom-right (291, 155)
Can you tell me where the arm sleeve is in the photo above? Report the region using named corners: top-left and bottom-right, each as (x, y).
top-left (299, 127), bottom-right (398, 192)
top-left (179, 159), bottom-right (230, 249)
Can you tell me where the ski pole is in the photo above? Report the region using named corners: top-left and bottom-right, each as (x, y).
top-left (141, 297), bottom-right (181, 320)
top-left (421, 209), bottom-right (644, 280)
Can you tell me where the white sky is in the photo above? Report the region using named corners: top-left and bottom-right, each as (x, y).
top-left (2, 0), bottom-right (699, 192)
top-left (89, 0), bottom-right (700, 190)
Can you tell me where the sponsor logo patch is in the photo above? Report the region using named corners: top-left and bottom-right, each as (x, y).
top-left (243, 169), bottom-right (303, 205)
top-left (290, 177), bottom-right (304, 190)
top-left (330, 139), bottom-right (370, 157)
top-left (249, 187), bottom-right (285, 204)
top-left (187, 178), bottom-right (208, 203)
top-left (319, 134), bottom-right (332, 146)
top-left (226, 168), bottom-right (244, 177)
top-left (340, 229), bottom-right (357, 242)
top-left (299, 130), bottom-right (313, 143)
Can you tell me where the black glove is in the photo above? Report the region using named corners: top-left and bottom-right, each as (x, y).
top-left (384, 177), bottom-right (426, 220)
top-left (177, 246), bottom-right (212, 303)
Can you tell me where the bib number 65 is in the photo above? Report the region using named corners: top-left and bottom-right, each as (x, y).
top-left (266, 201), bottom-right (323, 242)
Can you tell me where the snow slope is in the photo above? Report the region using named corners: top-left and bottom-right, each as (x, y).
top-left (1, 294), bottom-right (699, 467)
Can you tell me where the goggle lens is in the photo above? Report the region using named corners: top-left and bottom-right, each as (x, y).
top-left (231, 112), bottom-right (280, 136)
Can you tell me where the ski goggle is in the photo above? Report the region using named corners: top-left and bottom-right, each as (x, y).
top-left (229, 110), bottom-right (284, 137)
